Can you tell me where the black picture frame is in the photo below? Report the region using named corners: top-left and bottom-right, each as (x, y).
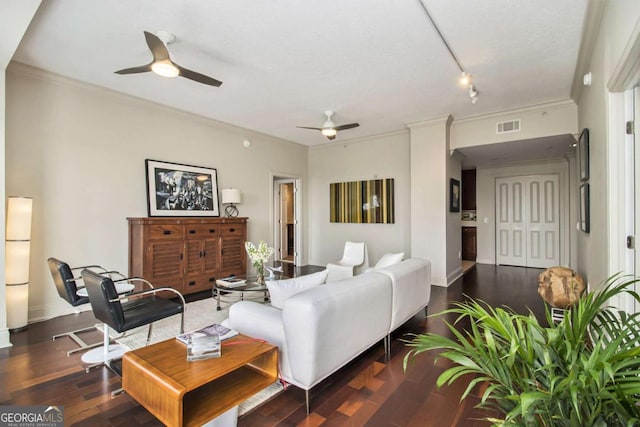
top-left (579, 183), bottom-right (590, 233)
top-left (145, 159), bottom-right (220, 217)
top-left (450, 178), bottom-right (460, 213)
top-left (578, 128), bottom-right (589, 182)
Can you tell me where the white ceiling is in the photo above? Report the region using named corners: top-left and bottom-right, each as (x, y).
top-left (13, 0), bottom-right (587, 150)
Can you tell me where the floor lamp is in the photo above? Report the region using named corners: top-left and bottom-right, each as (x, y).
top-left (5, 196), bottom-right (33, 333)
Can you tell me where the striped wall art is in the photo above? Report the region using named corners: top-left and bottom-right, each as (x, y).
top-left (330, 178), bottom-right (395, 224)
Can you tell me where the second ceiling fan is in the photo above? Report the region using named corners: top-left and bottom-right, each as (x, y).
top-left (297, 111), bottom-right (359, 140)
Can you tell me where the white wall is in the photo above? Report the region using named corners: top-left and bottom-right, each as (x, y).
top-left (576, 1), bottom-right (640, 288)
top-left (451, 100), bottom-right (578, 150)
top-left (475, 158), bottom-right (573, 267)
top-left (1, 0), bottom-right (42, 348)
top-left (446, 150), bottom-right (462, 283)
top-left (5, 64), bottom-right (308, 322)
top-left (409, 116), bottom-right (453, 286)
top-left (307, 131), bottom-right (411, 267)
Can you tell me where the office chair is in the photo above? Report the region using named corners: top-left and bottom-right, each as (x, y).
top-left (80, 269), bottom-right (185, 368)
top-left (48, 257), bottom-right (126, 356)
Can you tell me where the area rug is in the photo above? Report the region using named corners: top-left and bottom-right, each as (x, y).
top-left (109, 296), bottom-right (283, 416)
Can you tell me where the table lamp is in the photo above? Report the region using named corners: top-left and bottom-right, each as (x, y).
top-left (222, 188), bottom-right (242, 217)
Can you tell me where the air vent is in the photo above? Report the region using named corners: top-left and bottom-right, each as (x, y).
top-left (496, 119), bottom-right (521, 134)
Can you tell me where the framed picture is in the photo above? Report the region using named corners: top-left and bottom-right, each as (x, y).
top-left (145, 159), bottom-right (220, 217)
top-left (578, 128), bottom-right (589, 182)
top-left (579, 183), bottom-right (590, 233)
top-left (450, 178), bottom-right (460, 213)
top-left (329, 178), bottom-right (395, 224)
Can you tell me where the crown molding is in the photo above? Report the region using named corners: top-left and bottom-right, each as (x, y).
top-left (6, 61), bottom-right (308, 150)
top-left (452, 99), bottom-right (576, 125)
top-left (308, 128), bottom-right (409, 151)
top-left (406, 114), bottom-right (452, 129)
top-left (608, 16), bottom-right (640, 92)
top-left (571, 0), bottom-right (606, 102)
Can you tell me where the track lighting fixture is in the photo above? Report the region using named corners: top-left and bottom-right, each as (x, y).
top-left (417, 0), bottom-right (480, 104)
top-left (459, 72), bottom-right (472, 87)
top-left (469, 85), bottom-right (478, 104)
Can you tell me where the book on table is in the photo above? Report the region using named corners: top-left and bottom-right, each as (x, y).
top-left (216, 276), bottom-right (247, 287)
top-left (176, 323), bottom-right (238, 344)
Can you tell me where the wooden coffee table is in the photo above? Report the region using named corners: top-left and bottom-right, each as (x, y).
top-left (122, 335), bottom-right (278, 427)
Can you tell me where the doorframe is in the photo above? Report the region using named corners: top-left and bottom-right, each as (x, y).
top-left (480, 159), bottom-right (571, 267)
top-left (606, 20), bottom-right (640, 312)
top-left (270, 173), bottom-right (302, 265)
top-left (606, 89), bottom-right (636, 313)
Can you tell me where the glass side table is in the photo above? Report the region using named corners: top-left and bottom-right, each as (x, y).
top-left (212, 273), bottom-right (288, 311)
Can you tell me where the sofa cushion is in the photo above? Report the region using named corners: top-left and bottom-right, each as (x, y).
top-left (374, 252), bottom-right (404, 269)
top-left (267, 270), bottom-right (328, 309)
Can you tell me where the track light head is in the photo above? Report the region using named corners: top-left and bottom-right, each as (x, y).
top-left (459, 72), bottom-right (472, 87)
top-left (469, 85), bottom-right (479, 104)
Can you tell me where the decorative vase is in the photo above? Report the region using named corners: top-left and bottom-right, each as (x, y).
top-left (256, 261), bottom-right (265, 285)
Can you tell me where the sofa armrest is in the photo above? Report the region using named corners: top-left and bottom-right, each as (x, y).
top-left (376, 258), bottom-right (431, 333)
top-left (228, 301), bottom-right (284, 347)
top-left (227, 301), bottom-right (293, 379)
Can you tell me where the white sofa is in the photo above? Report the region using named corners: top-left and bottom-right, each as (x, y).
top-left (227, 258), bottom-right (431, 412)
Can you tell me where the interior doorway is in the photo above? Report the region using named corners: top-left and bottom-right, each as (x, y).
top-left (273, 176), bottom-right (301, 264)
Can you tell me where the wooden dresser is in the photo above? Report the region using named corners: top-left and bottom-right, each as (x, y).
top-left (128, 217), bottom-right (247, 295)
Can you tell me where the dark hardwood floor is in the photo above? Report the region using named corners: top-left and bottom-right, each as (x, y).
top-left (0, 264), bottom-right (544, 426)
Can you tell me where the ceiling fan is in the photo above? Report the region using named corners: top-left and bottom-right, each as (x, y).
top-left (114, 31), bottom-right (222, 87)
top-left (297, 110), bottom-right (360, 140)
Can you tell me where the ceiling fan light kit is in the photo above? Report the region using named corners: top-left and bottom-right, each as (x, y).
top-left (151, 60), bottom-right (179, 78)
top-left (115, 30), bottom-right (223, 87)
top-left (297, 110), bottom-right (360, 141)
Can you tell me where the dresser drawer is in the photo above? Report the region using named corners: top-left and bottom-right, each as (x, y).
top-left (184, 224), bottom-right (219, 240)
top-left (220, 223), bottom-right (244, 237)
top-left (149, 224), bottom-right (184, 240)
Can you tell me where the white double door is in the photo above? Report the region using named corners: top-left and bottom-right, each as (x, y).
top-left (495, 174), bottom-right (560, 268)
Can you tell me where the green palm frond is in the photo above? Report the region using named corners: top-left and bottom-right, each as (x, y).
top-left (404, 275), bottom-right (640, 426)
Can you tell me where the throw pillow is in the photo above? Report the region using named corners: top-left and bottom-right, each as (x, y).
top-left (374, 252), bottom-right (404, 269)
top-left (267, 269), bottom-right (328, 309)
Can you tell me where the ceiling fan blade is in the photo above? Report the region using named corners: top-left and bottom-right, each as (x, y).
top-left (144, 31), bottom-right (170, 61)
top-left (177, 65), bottom-right (223, 87)
top-left (334, 123), bottom-right (360, 131)
top-left (326, 135), bottom-right (337, 141)
top-left (114, 64), bottom-right (153, 74)
top-left (296, 126), bottom-right (323, 131)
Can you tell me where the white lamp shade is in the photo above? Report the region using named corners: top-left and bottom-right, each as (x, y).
top-left (6, 283), bottom-right (29, 330)
top-left (6, 197), bottom-right (33, 240)
top-left (6, 241), bottom-right (31, 284)
top-left (222, 188), bottom-right (242, 204)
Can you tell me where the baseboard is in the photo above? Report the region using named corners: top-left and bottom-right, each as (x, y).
top-left (28, 302), bottom-right (90, 324)
top-left (476, 258), bottom-right (495, 265)
top-left (447, 267), bottom-right (464, 286)
top-left (0, 328), bottom-right (13, 349)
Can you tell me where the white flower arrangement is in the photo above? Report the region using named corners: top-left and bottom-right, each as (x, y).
top-left (244, 240), bottom-right (275, 269)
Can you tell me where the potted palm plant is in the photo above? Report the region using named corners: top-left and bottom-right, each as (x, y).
top-left (404, 275), bottom-right (640, 426)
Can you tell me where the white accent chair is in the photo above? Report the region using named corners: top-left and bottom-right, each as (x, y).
top-left (326, 241), bottom-right (369, 282)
